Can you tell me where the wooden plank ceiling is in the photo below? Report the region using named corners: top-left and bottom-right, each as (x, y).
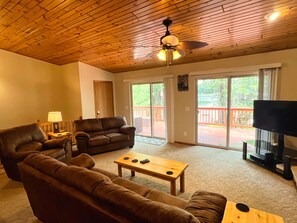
top-left (1, 0), bottom-right (297, 73)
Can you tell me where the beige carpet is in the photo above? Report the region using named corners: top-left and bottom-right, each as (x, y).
top-left (1, 142), bottom-right (296, 223)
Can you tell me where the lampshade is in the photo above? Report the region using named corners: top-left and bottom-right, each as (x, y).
top-left (157, 49), bottom-right (182, 63)
top-left (157, 49), bottom-right (166, 61)
top-left (48, 111), bottom-right (62, 122)
top-left (173, 50), bottom-right (182, 60)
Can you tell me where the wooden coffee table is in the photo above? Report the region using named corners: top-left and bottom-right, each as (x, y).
top-left (114, 152), bottom-right (188, 196)
top-left (222, 201), bottom-right (284, 223)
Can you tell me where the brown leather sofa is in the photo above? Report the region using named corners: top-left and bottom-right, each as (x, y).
top-left (18, 153), bottom-right (227, 223)
top-left (74, 116), bottom-right (136, 155)
top-left (0, 123), bottom-right (72, 181)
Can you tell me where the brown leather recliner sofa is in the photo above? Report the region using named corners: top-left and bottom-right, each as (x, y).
top-left (18, 153), bottom-right (227, 223)
top-left (0, 123), bottom-right (72, 181)
top-left (74, 116), bottom-right (136, 155)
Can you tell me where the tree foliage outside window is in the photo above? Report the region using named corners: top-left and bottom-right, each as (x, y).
top-left (198, 79), bottom-right (227, 107)
top-left (198, 76), bottom-right (259, 108)
top-left (132, 83), bottom-right (164, 106)
top-left (231, 76), bottom-right (259, 108)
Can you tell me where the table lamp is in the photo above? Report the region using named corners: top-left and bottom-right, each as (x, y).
top-left (48, 111), bottom-right (62, 133)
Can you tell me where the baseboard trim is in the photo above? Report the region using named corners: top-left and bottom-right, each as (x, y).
top-left (174, 141), bottom-right (196, 146)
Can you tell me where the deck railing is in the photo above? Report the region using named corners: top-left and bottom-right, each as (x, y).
top-left (133, 106), bottom-right (253, 128)
top-left (133, 106), bottom-right (165, 121)
top-left (198, 107), bottom-right (253, 128)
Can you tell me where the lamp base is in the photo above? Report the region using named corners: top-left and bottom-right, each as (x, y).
top-left (53, 122), bottom-right (60, 133)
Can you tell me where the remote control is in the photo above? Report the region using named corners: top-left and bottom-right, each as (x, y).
top-left (140, 159), bottom-right (150, 164)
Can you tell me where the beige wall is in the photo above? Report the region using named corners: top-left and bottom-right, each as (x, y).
top-left (60, 62), bottom-right (82, 120)
top-left (1, 46), bottom-right (296, 149)
top-left (0, 50), bottom-right (82, 130)
top-left (114, 48), bottom-right (297, 148)
top-left (78, 62), bottom-right (114, 119)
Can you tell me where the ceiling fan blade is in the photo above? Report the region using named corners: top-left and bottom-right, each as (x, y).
top-left (133, 45), bottom-right (160, 48)
top-left (144, 49), bottom-right (160, 58)
top-left (178, 41), bottom-right (208, 50)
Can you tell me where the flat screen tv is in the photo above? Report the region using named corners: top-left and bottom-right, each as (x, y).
top-left (253, 100), bottom-right (297, 137)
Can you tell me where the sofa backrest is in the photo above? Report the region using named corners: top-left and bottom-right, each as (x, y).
top-left (19, 154), bottom-right (200, 223)
top-left (0, 123), bottom-right (46, 157)
top-left (74, 116), bottom-right (127, 133)
top-left (74, 118), bottom-right (104, 132)
top-left (101, 116), bottom-right (126, 130)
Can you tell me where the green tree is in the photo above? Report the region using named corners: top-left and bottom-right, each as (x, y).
top-left (132, 83), bottom-right (164, 106)
top-left (197, 76), bottom-right (259, 108)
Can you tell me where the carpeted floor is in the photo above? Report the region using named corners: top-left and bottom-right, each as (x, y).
top-left (1, 142), bottom-right (296, 223)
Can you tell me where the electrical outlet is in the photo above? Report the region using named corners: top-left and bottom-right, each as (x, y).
top-left (183, 131), bottom-right (187, 136)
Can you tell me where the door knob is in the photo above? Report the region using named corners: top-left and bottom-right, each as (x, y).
top-left (97, 111), bottom-right (101, 115)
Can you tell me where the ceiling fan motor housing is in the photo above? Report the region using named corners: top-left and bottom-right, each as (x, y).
top-left (162, 35), bottom-right (179, 46)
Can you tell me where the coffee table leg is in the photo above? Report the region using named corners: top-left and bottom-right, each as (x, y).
top-left (118, 165), bottom-right (122, 177)
top-left (180, 171), bottom-right (185, 192)
top-left (131, 170), bottom-right (135, 176)
top-left (170, 180), bottom-right (176, 196)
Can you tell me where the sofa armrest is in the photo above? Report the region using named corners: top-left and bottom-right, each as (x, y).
top-left (184, 190), bottom-right (227, 223)
top-left (43, 138), bottom-right (69, 150)
top-left (75, 131), bottom-right (90, 140)
top-left (68, 153), bottom-right (95, 169)
top-left (120, 125), bottom-right (136, 134)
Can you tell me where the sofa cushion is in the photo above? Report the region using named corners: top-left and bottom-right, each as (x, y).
top-left (88, 135), bottom-right (109, 147)
top-left (87, 131), bottom-right (105, 138)
top-left (146, 189), bottom-right (188, 209)
top-left (104, 128), bottom-right (120, 134)
top-left (101, 116), bottom-right (126, 130)
top-left (16, 141), bottom-right (42, 152)
top-left (92, 167), bottom-right (119, 180)
top-left (69, 153), bottom-right (95, 169)
top-left (113, 177), bottom-right (150, 197)
top-left (185, 190), bottom-right (227, 223)
top-left (92, 181), bottom-right (200, 223)
top-left (23, 153), bottom-right (112, 196)
top-left (74, 119), bottom-right (103, 132)
top-left (55, 165), bottom-right (112, 195)
top-left (23, 153), bottom-right (67, 176)
top-left (105, 133), bottom-right (129, 143)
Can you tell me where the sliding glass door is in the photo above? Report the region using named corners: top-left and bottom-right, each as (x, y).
top-left (229, 76), bottom-right (258, 148)
top-left (197, 78), bottom-right (228, 147)
top-left (131, 83), bottom-right (166, 139)
top-left (197, 75), bottom-right (259, 149)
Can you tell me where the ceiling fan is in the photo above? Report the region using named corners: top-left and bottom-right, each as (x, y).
top-left (157, 18), bottom-right (208, 66)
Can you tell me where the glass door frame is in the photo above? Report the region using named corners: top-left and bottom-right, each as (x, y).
top-left (131, 82), bottom-right (166, 139)
top-left (196, 73), bottom-right (259, 150)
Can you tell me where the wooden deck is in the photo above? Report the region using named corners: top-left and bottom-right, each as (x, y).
top-left (134, 106), bottom-right (255, 150)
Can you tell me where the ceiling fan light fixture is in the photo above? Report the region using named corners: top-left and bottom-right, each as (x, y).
top-left (161, 35), bottom-right (179, 46)
top-left (265, 11), bottom-right (281, 21)
top-left (173, 50), bottom-right (182, 60)
top-left (157, 49), bottom-right (166, 61)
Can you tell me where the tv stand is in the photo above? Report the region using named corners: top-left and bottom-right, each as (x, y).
top-left (277, 134), bottom-right (284, 161)
top-left (243, 140), bottom-right (297, 180)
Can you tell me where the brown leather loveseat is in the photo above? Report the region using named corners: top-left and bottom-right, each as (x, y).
top-left (18, 153), bottom-right (227, 223)
top-left (74, 116), bottom-right (136, 155)
top-left (0, 123), bottom-right (72, 181)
